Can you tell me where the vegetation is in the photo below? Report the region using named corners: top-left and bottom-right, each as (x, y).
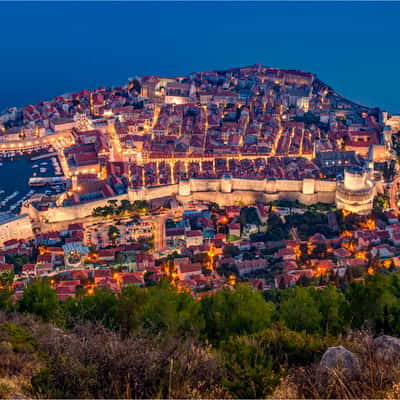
top-left (2, 272), bottom-right (400, 397)
top-left (92, 199), bottom-right (150, 218)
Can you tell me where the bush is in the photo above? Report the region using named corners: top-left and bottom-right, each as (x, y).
top-left (31, 322), bottom-right (226, 399)
top-left (284, 331), bottom-right (400, 399)
top-left (200, 284), bottom-right (274, 344)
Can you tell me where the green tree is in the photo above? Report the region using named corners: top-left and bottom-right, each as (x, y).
top-left (279, 287), bottom-right (322, 333)
top-left (118, 199), bottom-right (133, 215)
top-left (5, 254), bottom-right (30, 275)
top-left (63, 287), bottom-right (117, 329)
top-left (200, 284), bottom-right (274, 344)
top-left (108, 225), bottom-right (120, 245)
top-left (133, 200), bottom-right (150, 214)
top-left (141, 280), bottom-right (204, 337)
top-left (313, 285), bottom-right (346, 335)
top-left (221, 335), bottom-right (281, 398)
top-left (17, 279), bottom-right (62, 323)
top-left (115, 284), bottom-right (148, 337)
top-left (223, 244), bottom-right (239, 258)
top-left (0, 270), bottom-right (15, 311)
top-left (345, 273), bottom-right (396, 331)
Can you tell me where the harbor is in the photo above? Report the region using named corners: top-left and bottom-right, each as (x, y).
top-left (0, 151), bottom-right (66, 214)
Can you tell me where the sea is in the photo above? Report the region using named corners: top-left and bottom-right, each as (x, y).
top-left (0, 153), bottom-right (63, 214)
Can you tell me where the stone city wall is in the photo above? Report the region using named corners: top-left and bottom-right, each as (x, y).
top-left (0, 214), bottom-right (34, 246)
top-left (34, 177), bottom-right (336, 225)
top-left (42, 193), bottom-right (128, 223)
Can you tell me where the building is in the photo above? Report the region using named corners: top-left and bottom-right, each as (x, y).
top-left (62, 242), bottom-right (89, 268)
top-left (335, 168), bottom-right (375, 214)
top-left (185, 230), bottom-right (204, 247)
top-left (0, 214), bottom-right (33, 247)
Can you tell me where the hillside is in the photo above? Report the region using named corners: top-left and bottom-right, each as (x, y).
top-left (1, 274), bottom-right (400, 398)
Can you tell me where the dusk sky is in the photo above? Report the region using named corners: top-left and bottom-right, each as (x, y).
top-left (1, 1), bottom-right (400, 112)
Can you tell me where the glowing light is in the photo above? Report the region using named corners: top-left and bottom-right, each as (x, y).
top-left (220, 216), bottom-right (229, 225)
top-left (342, 209), bottom-right (351, 218)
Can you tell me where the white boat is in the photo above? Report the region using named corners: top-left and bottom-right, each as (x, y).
top-left (39, 168), bottom-right (47, 173)
top-left (32, 164), bottom-right (38, 168)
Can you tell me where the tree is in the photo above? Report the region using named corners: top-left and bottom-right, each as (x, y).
top-left (223, 244), bottom-right (239, 258)
top-left (5, 254), bottom-right (31, 275)
top-left (279, 287), bottom-right (322, 333)
top-left (63, 287), bottom-right (117, 330)
top-left (133, 200), bottom-right (150, 214)
top-left (313, 285), bottom-right (346, 335)
top-left (108, 225), bottom-right (120, 245)
top-left (0, 270), bottom-right (15, 311)
top-left (200, 284), bottom-right (274, 344)
top-left (265, 213), bottom-right (286, 241)
top-left (118, 199), bottom-right (133, 215)
top-left (221, 336), bottom-right (281, 398)
top-left (345, 273), bottom-right (396, 331)
top-left (18, 279), bottom-right (62, 323)
top-left (141, 280), bottom-right (204, 337)
top-left (115, 284), bottom-right (148, 337)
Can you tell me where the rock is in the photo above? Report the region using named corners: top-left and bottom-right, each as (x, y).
top-left (0, 341), bottom-right (13, 353)
top-left (320, 345), bottom-right (360, 377)
top-left (374, 335), bottom-right (400, 360)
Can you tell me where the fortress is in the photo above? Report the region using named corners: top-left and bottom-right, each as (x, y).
top-left (13, 168), bottom-right (380, 240)
top-left (335, 168), bottom-right (375, 214)
top-left (24, 175), bottom-right (340, 225)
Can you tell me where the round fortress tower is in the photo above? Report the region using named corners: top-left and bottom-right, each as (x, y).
top-left (178, 178), bottom-right (191, 196)
top-left (343, 168), bottom-right (368, 191)
top-left (336, 168), bottom-right (375, 214)
top-left (221, 174), bottom-right (232, 193)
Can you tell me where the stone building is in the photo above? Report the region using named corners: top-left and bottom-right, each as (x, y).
top-left (336, 168), bottom-right (375, 214)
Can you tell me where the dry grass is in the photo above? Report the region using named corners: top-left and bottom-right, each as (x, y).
top-left (1, 311), bottom-right (400, 399)
top-left (32, 322), bottom-right (228, 399)
top-left (276, 331), bottom-right (400, 399)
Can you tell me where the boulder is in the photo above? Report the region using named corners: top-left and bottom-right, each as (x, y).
top-left (374, 335), bottom-right (400, 360)
top-left (0, 341), bottom-right (13, 353)
top-left (320, 345), bottom-right (360, 377)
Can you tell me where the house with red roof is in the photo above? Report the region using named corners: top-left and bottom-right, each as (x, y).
top-left (97, 249), bottom-right (116, 263)
top-left (119, 272), bottom-right (143, 287)
top-left (185, 230), bottom-right (203, 247)
top-left (236, 259), bottom-right (268, 276)
top-left (2, 239), bottom-right (19, 252)
top-left (274, 274), bottom-right (297, 289)
top-left (35, 263), bottom-right (53, 276)
top-left (228, 223), bottom-right (241, 238)
top-left (333, 247), bottom-right (352, 259)
top-left (0, 263), bottom-right (13, 273)
top-left (275, 247), bottom-right (296, 261)
top-left (22, 263), bottom-right (35, 277)
top-left (176, 263), bottom-right (202, 280)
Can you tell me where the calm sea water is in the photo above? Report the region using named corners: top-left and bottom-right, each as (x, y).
top-left (0, 2), bottom-right (400, 112)
top-left (0, 157), bottom-right (32, 201)
top-left (0, 155), bottom-right (59, 213)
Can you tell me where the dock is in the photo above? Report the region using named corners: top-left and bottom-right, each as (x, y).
top-left (30, 152), bottom-right (59, 161)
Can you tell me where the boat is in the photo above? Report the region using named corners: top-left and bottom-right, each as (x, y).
top-left (39, 168), bottom-right (47, 173)
top-left (0, 190), bottom-right (19, 207)
top-left (32, 164), bottom-right (38, 168)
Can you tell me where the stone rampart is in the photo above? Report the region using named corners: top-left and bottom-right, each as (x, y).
top-left (37, 177), bottom-right (336, 224)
